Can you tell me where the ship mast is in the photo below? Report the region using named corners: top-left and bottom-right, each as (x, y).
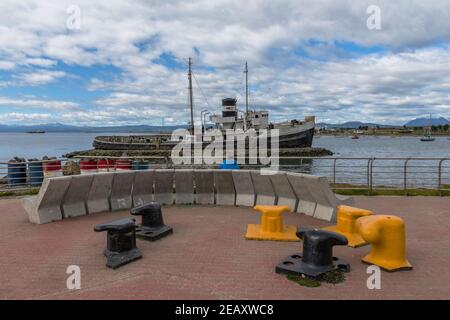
top-left (188, 57), bottom-right (194, 135)
top-left (244, 61), bottom-right (249, 119)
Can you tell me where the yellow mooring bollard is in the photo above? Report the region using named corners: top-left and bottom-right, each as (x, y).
top-left (245, 205), bottom-right (299, 241)
top-left (356, 215), bottom-right (412, 272)
top-left (323, 205), bottom-right (374, 248)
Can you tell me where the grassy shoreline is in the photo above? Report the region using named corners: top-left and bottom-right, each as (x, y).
top-left (333, 186), bottom-right (450, 196)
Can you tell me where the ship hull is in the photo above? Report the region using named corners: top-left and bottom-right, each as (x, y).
top-left (93, 122), bottom-right (315, 151)
top-left (278, 127), bottom-right (314, 148)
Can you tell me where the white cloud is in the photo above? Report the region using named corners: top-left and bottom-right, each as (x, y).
top-left (25, 58), bottom-right (57, 68)
top-left (14, 70), bottom-right (67, 86)
top-left (0, 0), bottom-right (450, 125)
top-left (0, 97), bottom-right (79, 111)
top-left (0, 112), bottom-right (51, 123)
top-left (0, 60), bottom-right (15, 70)
top-left (2, 0), bottom-right (450, 68)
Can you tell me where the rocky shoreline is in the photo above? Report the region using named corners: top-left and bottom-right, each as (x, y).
top-left (64, 147), bottom-right (334, 163)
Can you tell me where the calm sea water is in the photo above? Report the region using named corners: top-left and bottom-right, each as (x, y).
top-left (1, 133), bottom-right (449, 187)
top-left (1, 132), bottom-right (450, 162)
top-left (312, 136), bottom-right (450, 187)
top-left (0, 132), bottom-right (135, 162)
top-left (314, 135), bottom-right (450, 158)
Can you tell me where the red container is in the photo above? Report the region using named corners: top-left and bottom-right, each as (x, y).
top-left (97, 159), bottom-right (115, 172)
top-left (115, 159), bottom-right (132, 171)
top-left (79, 159), bottom-right (98, 174)
top-left (43, 160), bottom-right (62, 177)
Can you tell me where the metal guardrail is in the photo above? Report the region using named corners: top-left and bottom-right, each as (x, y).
top-left (1, 156), bottom-right (450, 194)
top-left (274, 156), bottom-right (450, 195)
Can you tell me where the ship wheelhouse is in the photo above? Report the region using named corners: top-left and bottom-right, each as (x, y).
top-left (209, 98), bottom-right (271, 131)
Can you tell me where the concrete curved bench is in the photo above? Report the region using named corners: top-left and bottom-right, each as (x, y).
top-left (23, 176), bottom-right (72, 224)
top-left (22, 169), bottom-right (352, 224)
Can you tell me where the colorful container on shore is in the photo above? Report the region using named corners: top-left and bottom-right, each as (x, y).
top-left (97, 159), bottom-right (115, 172)
top-left (7, 161), bottom-right (27, 186)
top-left (219, 159), bottom-right (240, 170)
top-left (27, 161), bottom-right (44, 187)
top-left (132, 160), bottom-right (150, 171)
top-left (115, 159), bottom-right (132, 171)
top-left (79, 159), bottom-right (98, 175)
top-left (43, 160), bottom-right (63, 178)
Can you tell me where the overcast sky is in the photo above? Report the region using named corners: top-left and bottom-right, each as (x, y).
top-left (0, 0), bottom-right (449, 126)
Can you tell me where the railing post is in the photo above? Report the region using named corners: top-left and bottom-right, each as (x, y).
top-left (164, 156), bottom-right (169, 169)
top-left (333, 158), bottom-right (337, 185)
top-left (403, 158), bottom-right (410, 196)
top-left (368, 158), bottom-right (374, 195)
top-left (438, 159), bottom-right (444, 196)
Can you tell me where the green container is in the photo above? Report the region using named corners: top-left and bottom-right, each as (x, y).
top-left (132, 160), bottom-right (150, 170)
top-left (7, 161), bottom-right (27, 186)
top-left (27, 161), bottom-right (44, 187)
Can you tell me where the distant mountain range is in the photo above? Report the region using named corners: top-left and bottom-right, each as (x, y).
top-left (0, 123), bottom-right (188, 133)
top-left (318, 117), bottom-right (450, 129)
top-left (404, 117), bottom-right (450, 127)
top-left (316, 121), bottom-right (398, 129)
top-left (0, 116), bottom-right (449, 132)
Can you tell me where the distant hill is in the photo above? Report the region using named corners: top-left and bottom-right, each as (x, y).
top-left (0, 123), bottom-right (188, 133)
top-left (404, 117), bottom-right (450, 127)
top-left (316, 121), bottom-right (398, 129)
top-left (2, 116), bottom-right (449, 132)
top-left (318, 116), bottom-right (450, 129)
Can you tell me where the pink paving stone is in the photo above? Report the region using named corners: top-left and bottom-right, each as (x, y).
top-left (0, 196), bottom-right (449, 300)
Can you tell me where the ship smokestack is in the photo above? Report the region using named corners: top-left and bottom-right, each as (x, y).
top-left (222, 98), bottom-right (237, 119)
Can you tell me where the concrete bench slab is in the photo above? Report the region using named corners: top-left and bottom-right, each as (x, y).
top-left (194, 169), bottom-right (214, 204)
top-left (232, 170), bottom-right (255, 207)
top-left (213, 170), bottom-right (235, 206)
top-left (110, 171), bottom-right (135, 211)
top-left (62, 174), bottom-right (93, 218)
top-left (286, 172), bottom-right (317, 216)
top-left (154, 169), bottom-right (174, 205)
top-left (23, 176), bottom-right (72, 224)
top-left (310, 177), bottom-right (353, 222)
top-left (132, 170), bottom-right (154, 207)
top-left (86, 172), bottom-right (114, 214)
top-left (175, 169), bottom-right (194, 204)
top-left (269, 172), bottom-right (297, 211)
top-left (251, 170), bottom-right (276, 205)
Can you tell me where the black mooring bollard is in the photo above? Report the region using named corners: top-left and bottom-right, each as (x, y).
top-left (276, 228), bottom-right (350, 277)
top-left (94, 218), bottom-right (142, 269)
top-left (130, 202), bottom-right (173, 241)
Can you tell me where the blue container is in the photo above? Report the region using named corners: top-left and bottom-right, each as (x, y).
top-left (27, 161), bottom-right (44, 187)
top-left (132, 160), bottom-right (150, 171)
top-left (219, 159), bottom-right (240, 170)
top-left (7, 162), bottom-right (27, 186)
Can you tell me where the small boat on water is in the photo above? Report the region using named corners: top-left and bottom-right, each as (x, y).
top-left (420, 135), bottom-right (435, 142)
top-left (26, 131), bottom-right (45, 134)
top-left (351, 135), bottom-right (359, 140)
top-left (420, 114), bottom-right (435, 142)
